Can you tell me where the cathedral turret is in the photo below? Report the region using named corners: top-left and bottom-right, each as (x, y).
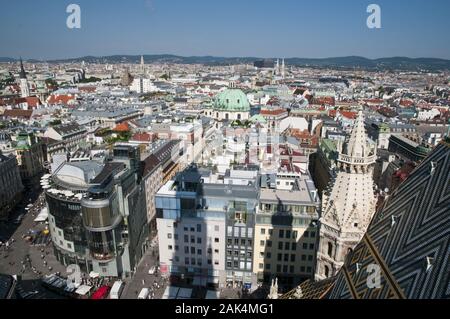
top-left (315, 111), bottom-right (377, 280)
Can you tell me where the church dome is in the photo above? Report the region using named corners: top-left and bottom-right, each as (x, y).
top-left (213, 89), bottom-right (250, 112)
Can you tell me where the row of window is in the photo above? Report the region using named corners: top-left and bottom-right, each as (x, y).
top-left (167, 245), bottom-right (220, 255)
top-left (259, 240), bottom-right (315, 251)
top-left (226, 250), bottom-right (252, 258)
top-left (260, 228), bottom-right (316, 239)
top-left (259, 263), bottom-right (313, 274)
top-left (226, 238), bottom-right (252, 247)
top-left (176, 257), bottom-right (220, 266)
top-left (167, 234), bottom-right (221, 244)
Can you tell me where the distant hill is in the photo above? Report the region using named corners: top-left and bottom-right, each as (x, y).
top-left (1, 55), bottom-right (450, 71)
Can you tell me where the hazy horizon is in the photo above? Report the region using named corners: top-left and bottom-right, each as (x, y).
top-left (1, 0), bottom-right (450, 60)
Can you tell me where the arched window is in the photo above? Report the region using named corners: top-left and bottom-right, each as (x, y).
top-left (324, 265), bottom-right (330, 278)
top-left (327, 242), bottom-right (333, 257)
top-left (225, 113), bottom-right (229, 120)
top-left (237, 114), bottom-right (241, 120)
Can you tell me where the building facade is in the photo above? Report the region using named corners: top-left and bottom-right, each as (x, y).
top-left (45, 145), bottom-right (149, 278)
top-left (0, 153), bottom-right (23, 221)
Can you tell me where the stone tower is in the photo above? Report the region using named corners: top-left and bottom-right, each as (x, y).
top-left (19, 58), bottom-right (30, 98)
top-left (315, 111), bottom-right (377, 280)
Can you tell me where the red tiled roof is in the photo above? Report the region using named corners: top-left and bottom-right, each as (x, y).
top-left (2, 109), bottom-right (33, 119)
top-left (130, 132), bottom-right (153, 142)
top-left (260, 109), bottom-right (287, 116)
top-left (47, 94), bottom-right (75, 105)
top-left (113, 122), bottom-right (130, 132)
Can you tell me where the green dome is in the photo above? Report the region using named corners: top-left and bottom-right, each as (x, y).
top-left (213, 89), bottom-right (250, 112)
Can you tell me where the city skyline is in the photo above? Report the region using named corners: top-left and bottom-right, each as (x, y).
top-left (1, 0), bottom-right (450, 60)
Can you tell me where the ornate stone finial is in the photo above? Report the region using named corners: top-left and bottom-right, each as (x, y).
top-left (293, 285), bottom-right (303, 299)
top-left (268, 278), bottom-right (279, 299)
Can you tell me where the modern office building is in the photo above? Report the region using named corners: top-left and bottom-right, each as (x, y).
top-left (45, 144), bottom-right (149, 278)
top-left (254, 172), bottom-right (320, 287)
top-left (156, 165), bottom-right (259, 289)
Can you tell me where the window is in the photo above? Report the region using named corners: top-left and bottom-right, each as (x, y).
top-left (226, 261), bottom-right (231, 267)
top-left (324, 265), bottom-right (330, 278)
top-left (167, 233), bottom-right (172, 239)
top-left (283, 265), bottom-right (288, 273)
top-left (214, 238), bottom-right (219, 243)
top-left (265, 264), bottom-right (271, 270)
top-left (261, 228), bottom-right (266, 235)
top-left (174, 234), bottom-right (178, 240)
top-left (214, 260), bottom-right (219, 265)
top-left (190, 236), bottom-right (195, 243)
top-left (301, 255), bottom-right (306, 261)
top-left (241, 239), bottom-right (246, 245)
top-left (214, 249), bottom-right (219, 254)
top-left (300, 266), bottom-right (305, 272)
top-left (276, 265), bottom-right (281, 272)
top-left (284, 254), bottom-right (289, 262)
top-left (268, 229), bottom-right (273, 236)
top-left (291, 254), bottom-right (296, 262)
top-left (285, 242), bottom-right (290, 250)
top-left (259, 263), bottom-right (264, 269)
top-left (267, 240), bottom-right (272, 247)
top-left (184, 247), bottom-right (189, 254)
top-left (308, 255), bottom-right (313, 261)
top-left (185, 258), bottom-right (190, 265)
top-left (197, 259), bottom-right (202, 266)
top-left (190, 247), bottom-right (195, 254)
top-left (310, 231), bottom-right (316, 238)
top-left (214, 225), bottom-right (219, 232)
top-left (279, 230), bottom-right (284, 238)
top-left (292, 231), bottom-right (298, 239)
top-left (266, 252), bottom-right (272, 259)
top-left (278, 242), bottom-right (283, 250)
top-left (277, 254), bottom-right (282, 261)
top-left (197, 249), bottom-right (202, 255)
top-left (168, 245), bottom-right (173, 250)
top-left (302, 243), bottom-right (308, 249)
top-left (327, 242), bottom-right (333, 257)
top-left (260, 240), bottom-right (265, 246)
top-left (307, 266), bottom-right (312, 273)
top-left (197, 237), bottom-right (202, 244)
top-left (304, 231), bottom-right (309, 238)
top-left (309, 243), bottom-right (314, 250)
top-left (290, 265), bottom-right (295, 273)
top-left (190, 227), bottom-right (195, 232)
top-left (184, 235), bottom-right (188, 243)
top-left (191, 258), bottom-right (196, 265)
top-left (175, 245), bottom-right (179, 251)
top-left (197, 224), bottom-right (201, 232)
top-left (175, 256), bottom-right (179, 262)
top-left (286, 230), bottom-right (291, 238)
top-left (227, 250), bottom-right (232, 256)
top-left (292, 243), bottom-right (297, 250)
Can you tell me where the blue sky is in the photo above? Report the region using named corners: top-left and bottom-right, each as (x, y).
top-left (1, 0), bottom-right (449, 60)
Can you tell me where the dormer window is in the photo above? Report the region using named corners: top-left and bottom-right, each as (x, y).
top-left (237, 99), bottom-right (240, 104)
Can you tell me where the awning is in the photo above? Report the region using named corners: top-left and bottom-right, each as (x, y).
top-left (89, 271), bottom-right (100, 278)
top-left (34, 208), bottom-right (48, 222)
top-left (75, 285), bottom-right (93, 296)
